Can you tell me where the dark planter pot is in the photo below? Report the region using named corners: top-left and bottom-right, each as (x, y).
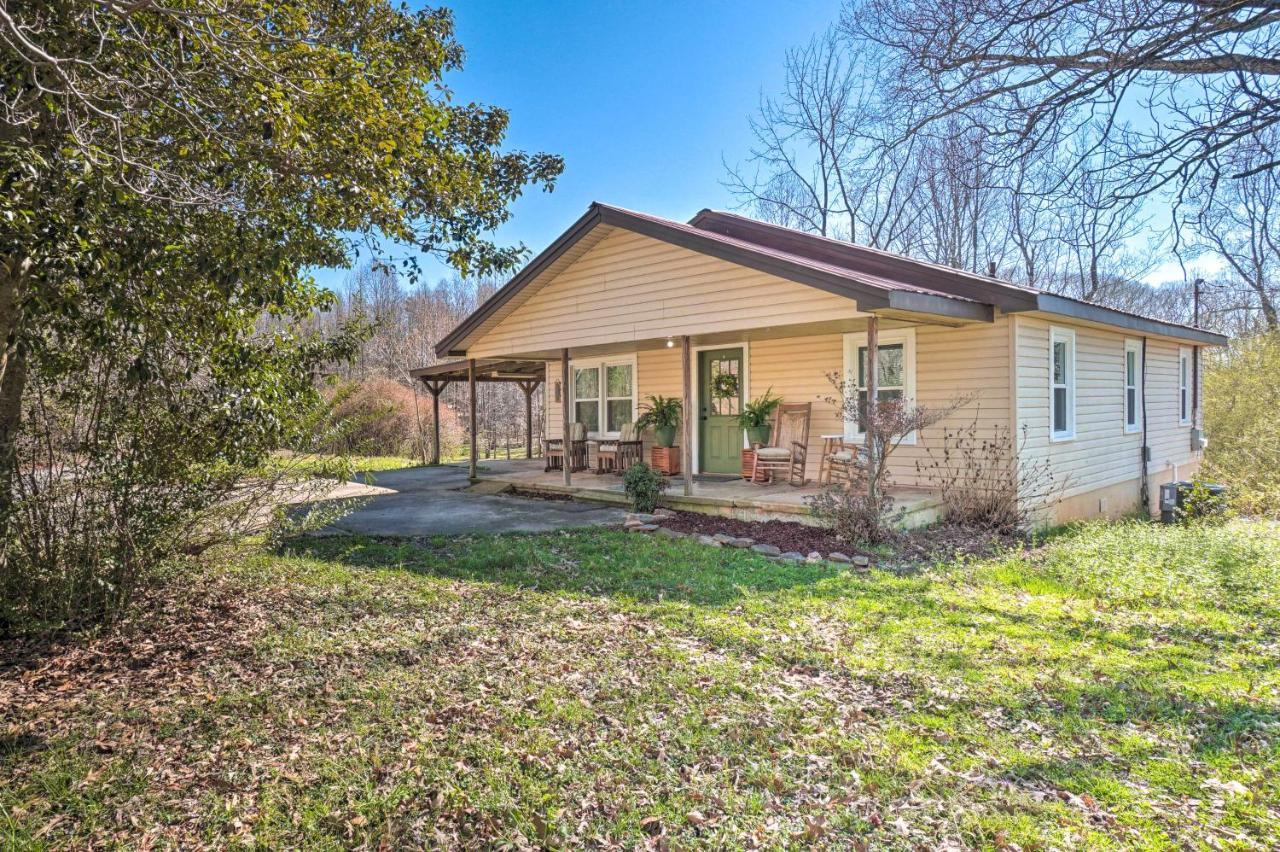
top-left (745, 425), bottom-right (772, 447)
top-left (653, 425), bottom-right (677, 448)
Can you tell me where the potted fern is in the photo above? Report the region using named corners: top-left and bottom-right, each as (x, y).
top-left (737, 388), bottom-right (781, 447)
top-left (635, 394), bottom-right (682, 448)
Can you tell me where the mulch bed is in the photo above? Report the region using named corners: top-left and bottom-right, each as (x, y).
top-left (508, 486), bottom-right (575, 502)
top-left (657, 510), bottom-right (867, 557)
top-left (507, 486), bottom-right (1029, 566)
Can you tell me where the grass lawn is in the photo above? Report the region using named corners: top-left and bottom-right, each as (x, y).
top-left (3, 520), bottom-right (1278, 848)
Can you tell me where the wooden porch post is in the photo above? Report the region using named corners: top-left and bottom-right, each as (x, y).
top-left (561, 348), bottom-right (572, 486)
top-left (517, 380), bottom-right (537, 460)
top-left (681, 335), bottom-right (693, 497)
top-left (467, 359), bottom-right (477, 481)
top-left (865, 316), bottom-right (879, 504)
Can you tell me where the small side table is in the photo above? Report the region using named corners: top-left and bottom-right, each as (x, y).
top-left (651, 445), bottom-right (681, 476)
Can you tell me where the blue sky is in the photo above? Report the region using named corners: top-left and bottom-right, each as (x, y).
top-left (313, 0), bottom-right (840, 292)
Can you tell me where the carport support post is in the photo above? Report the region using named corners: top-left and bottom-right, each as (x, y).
top-left (422, 379), bottom-right (446, 466)
top-left (865, 316), bottom-right (879, 505)
top-left (517, 380), bottom-right (537, 460)
top-left (681, 335), bottom-right (692, 497)
top-left (561, 348), bottom-right (572, 486)
top-left (468, 359), bottom-right (477, 481)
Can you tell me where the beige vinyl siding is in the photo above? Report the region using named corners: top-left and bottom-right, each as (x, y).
top-left (545, 345), bottom-right (683, 451)
top-left (750, 319), bottom-right (1012, 485)
top-left (1014, 315), bottom-right (1201, 514)
top-left (469, 230), bottom-right (867, 359)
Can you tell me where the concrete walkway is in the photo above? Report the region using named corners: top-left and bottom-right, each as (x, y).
top-left (315, 462), bottom-right (629, 537)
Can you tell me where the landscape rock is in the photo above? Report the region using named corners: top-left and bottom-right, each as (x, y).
top-left (778, 551), bottom-right (805, 561)
top-left (653, 508), bottom-right (675, 519)
top-left (655, 527), bottom-right (684, 540)
top-left (806, 551), bottom-right (823, 562)
top-left (712, 533), bottom-right (736, 545)
top-left (627, 513), bottom-right (660, 525)
top-left (629, 523), bottom-right (659, 533)
top-left (852, 555), bottom-right (871, 567)
top-left (751, 543), bottom-right (781, 556)
top-left (827, 552), bottom-right (852, 563)
top-left (697, 535), bottom-right (722, 547)
top-left (729, 537), bottom-right (754, 548)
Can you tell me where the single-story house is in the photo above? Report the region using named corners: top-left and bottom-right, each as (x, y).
top-left (418, 202), bottom-right (1227, 524)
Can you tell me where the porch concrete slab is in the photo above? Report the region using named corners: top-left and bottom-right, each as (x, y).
top-left (476, 459), bottom-right (943, 529)
top-left (313, 462), bottom-right (629, 537)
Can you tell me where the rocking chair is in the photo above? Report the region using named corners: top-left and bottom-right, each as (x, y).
top-left (595, 422), bottom-right (644, 475)
top-left (544, 422), bottom-right (589, 472)
top-left (749, 402), bottom-right (812, 486)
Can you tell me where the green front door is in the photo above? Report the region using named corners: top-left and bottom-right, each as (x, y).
top-left (698, 347), bottom-right (744, 475)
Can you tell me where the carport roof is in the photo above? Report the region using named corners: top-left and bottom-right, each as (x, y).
top-left (410, 359), bottom-right (545, 384)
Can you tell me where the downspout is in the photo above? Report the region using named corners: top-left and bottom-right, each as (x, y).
top-left (1139, 337), bottom-right (1150, 514)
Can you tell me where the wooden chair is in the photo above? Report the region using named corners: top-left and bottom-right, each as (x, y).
top-left (595, 423), bottom-right (644, 475)
top-left (750, 402), bottom-right (812, 486)
top-left (544, 422), bottom-right (589, 472)
top-left (818, 435), bottom-right (868, 487)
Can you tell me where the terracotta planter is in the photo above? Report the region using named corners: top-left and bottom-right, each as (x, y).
top-left (651, 446), bottom-right (680, 476)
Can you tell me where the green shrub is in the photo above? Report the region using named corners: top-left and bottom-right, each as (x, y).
top-left (622, 462), bottom-right (667, 513)
top-left (1204, 332), bottom-right (1280, 516)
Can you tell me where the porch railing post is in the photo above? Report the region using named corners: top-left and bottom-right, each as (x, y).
top-left (681, 335), bottom-right (692, 497)
top-left (865, 316), bottom-right (879, 505)
top-left (561, 348), bottom-right (572, 486)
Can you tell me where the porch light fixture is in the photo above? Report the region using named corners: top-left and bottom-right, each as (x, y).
top-left (666, 337), bottom-right (674, 348)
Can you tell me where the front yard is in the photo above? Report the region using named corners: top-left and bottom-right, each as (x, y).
top-left (3, 520), bottom-right (1278, 848)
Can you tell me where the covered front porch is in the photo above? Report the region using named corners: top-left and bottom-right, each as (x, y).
top-left (470, 459), bottom-right (943, 528)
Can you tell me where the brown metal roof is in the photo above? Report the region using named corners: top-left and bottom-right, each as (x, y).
top-left (434, 202), bottom-right (1228, 356)
top-left (410, 359), bottom-right (545, 384)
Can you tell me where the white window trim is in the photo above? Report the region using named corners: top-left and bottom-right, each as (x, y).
top-left (568, 355), bottom-right (638, 439)
top-left (842, 328), bottom-right (917, 444)
top-left (1123, 338), bottom-right (1142, 435)
top-left (1178, 347), bottom-right (1192, 425)
top-left (1050, 326), bottom-right (1076, 442)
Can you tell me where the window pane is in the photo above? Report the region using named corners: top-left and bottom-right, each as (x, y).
top-left (574, 367), bottom-right (598, 400)
top-left (574, 401), bottom-right (599, 433)
top-left (857, 344), bottom-right (905, 389)
top-left (606, 399), bottom-right (632, 432)
top-left (878, 388), bottom-right (903, 403)
top-left (1053, 341), bottom-right (1067, 384)
top-left (1126, 351), bottom-right (1135, 385)
top-left (605, 364), bottom-right (631, 398)
top-left (1126, 388), bottom-right (1137, 425)
top-left (878, 344), bottom-right (904, 387)
top-left (1053, 387), bottom-right (1068, 433)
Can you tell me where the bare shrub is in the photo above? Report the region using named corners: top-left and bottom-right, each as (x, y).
top-left (916, 416), bottom-right (1064, 533)
top-left (808, 373), bottom-right (969, 543)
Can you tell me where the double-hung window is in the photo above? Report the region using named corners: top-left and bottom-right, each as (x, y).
top-left (842, 328), bottom-right (916, 443)
top-left (1178, 347), bottom-right (1192, 425)
top-left (1124, 339), bottom-right (1142, 433)
top-left (571, 358), bottom-right (635, 436)
top-left (1050, 327), bottom-right (1075, 440)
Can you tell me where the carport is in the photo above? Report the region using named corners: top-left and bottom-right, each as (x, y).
top-left (409, 359), bottom-right (545, 478)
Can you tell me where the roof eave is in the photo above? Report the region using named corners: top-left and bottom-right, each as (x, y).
top-left (1021, 294), bottom-right (1229, 345)
top-left (885, 291), bottom-right (993, 323)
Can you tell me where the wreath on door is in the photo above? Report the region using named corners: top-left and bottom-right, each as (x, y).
top-left (711, 372), bottom-right (739, 400)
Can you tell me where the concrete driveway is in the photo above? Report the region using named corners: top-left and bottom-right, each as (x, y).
top-left (315, 462), bottom-right (628, 537)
